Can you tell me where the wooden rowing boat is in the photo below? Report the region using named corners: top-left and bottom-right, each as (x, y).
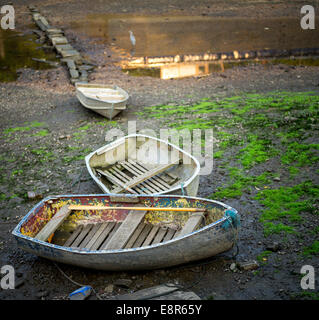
top-left (85, 134), bottom-right (200, 196)
top-left (75, 83), bottom-right (129, 119)
top-left (12, 194), bottom-right (239, 271)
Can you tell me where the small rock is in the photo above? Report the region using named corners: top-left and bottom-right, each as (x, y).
top-left (36, 290), bottom-right (48, 298)
top-left (58, 135), bottom-right (71, 140)
top-left (27, 191), bottom-right (43, 200)
top-left (230, 263), bottom-right (237, 271)
top-left (273, 177), bottom-right (281, 182)
top-left (114, 279), bottom-right (133, 288)
top-left (237, 260), bottom-right (259, 271)
top-left (266, 242), bottom-right (281, 252)
top-left (104, 284), bottom-right (114, 294)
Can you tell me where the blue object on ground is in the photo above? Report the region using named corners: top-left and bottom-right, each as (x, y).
top-left (69, 286), bottom-right (92, 300)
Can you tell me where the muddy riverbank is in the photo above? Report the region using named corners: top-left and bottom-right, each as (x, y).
top-left (0, 1), bottom-right (318, 300)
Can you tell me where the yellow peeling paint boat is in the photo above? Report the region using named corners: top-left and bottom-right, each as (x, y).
top-left (12, 194), bottom-right (239, 271)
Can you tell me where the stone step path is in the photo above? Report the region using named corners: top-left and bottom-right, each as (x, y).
top-left (28, 5), bottom-right (95, 85)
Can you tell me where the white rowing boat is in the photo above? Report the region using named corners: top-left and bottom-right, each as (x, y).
top-left (86, 134), bottom-right (200, 196)
top-left (75, 83), bottom-right (129, 119)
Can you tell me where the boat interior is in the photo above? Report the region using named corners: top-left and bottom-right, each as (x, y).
top-left (88, 136), bottom-right (198, 194)
top-left (76, 85), bottom-right (126, 102)
top-left (20, 195), bottom-right (226, 251)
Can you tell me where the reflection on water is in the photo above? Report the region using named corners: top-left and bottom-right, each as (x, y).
top-left (70, 14), bottom-right (319, 79)
top-left (70, 14), bottom-right (319, 57)
top-left (123, 58), bottom-right (319, 79)
top-left (0, 29), bottom-right (58, 82)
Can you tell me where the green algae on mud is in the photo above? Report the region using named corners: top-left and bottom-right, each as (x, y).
top-left (137, 91), bottom-right (319, 237)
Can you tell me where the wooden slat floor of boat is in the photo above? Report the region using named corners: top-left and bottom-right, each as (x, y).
top-left (118, 161), bottom-right (163, 194)
top-left (127, 160), bottom-right (172, 190)
top-left (117, 162), bottom-right (156, 194)
top-left (103, 209), bottom-right (147, 250)
top-left (64, 222), bottom-right (120, 250)
top-left (102, 159), bottom-right (181, 194)
top-left (63, 222), bottom-right (178, 250)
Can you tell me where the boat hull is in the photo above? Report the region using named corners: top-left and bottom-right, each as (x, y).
top-left (75, 83), bottom-right (128, 119)
top-left (12, 194), bottom-right (238, 271)
top-left (85, 134), bottom-right (201, 197)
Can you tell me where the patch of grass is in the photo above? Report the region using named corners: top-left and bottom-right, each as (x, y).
top-left (62, 147), bottom-right (92, 163)
top-left (288, 166), bottom-right (300, 177)
top-left (281, 142), bottom-right (319, 167)
top-left (311, 226), bottom-right (319, 235)
top-left (295, 291), bottom-right (319, 300)
top-left (212, 167), bottom-right (272, 199)
top-left (261, 222), bottom-right (295, 236)
top-left (303, 241), bottom-right (319, 257)
top-left (237, 134), bottom-right (278, 169)
top-left (254, 181), bottom-right (319, 236)
top-left (78, 124), bottom-right (91, 131)
top-left (11, 169), bottom-right (23, 177)
top-left (95, 120), bottom-right (118, 126)
top-left (33, 129), bottom-right (49, 137)
top-left (217, 131), bottom-right (242, 149)
top-left (3, 121), bottom-right (46, 135)
top-left (30, 148), bottom-right (55, 162)
top-left (214, 150), bottom-right (224, 159)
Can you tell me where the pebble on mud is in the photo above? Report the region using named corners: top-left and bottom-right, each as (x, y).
top-left (27, 191), bottom-right (43, 200)
top-left (266, 242), bottom-right (281, 252)
top-left (237, 261), bottom-right (259, 271)
top-left (104, 284), bottom-right (114, 294)
top-left (230, 263), bottom-right (237, 272)
top-left (114, 279), bottom-right (133, 288)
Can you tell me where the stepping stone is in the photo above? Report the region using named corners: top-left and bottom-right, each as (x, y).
top-left (78, 64), bottom-right (94, 71)
top-left (51, 36), bottom-right (68, 46)
top-left (69, 69), bottom-right (79, 79)
top-left (35, 19), bottom-right (47, 31)
top-left (39, 16), bottom-right (50, 27)
top-left (32, 13), bottom-right (40, 20)
top-left (79, 70), bottom-right (88, 81)
top-left (55, 44), bottom-right (74, 53)
top-left (46, 28), bottom-right (64, 34)
top-left (63, 59), bottom-right (76, 70)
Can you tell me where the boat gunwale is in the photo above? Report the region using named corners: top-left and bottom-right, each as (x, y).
top-left (75, 83), bottom-right (129, 106)
top-left (85, 134), bottom-right (201, 195)
top-left (12, 193), bottom-right (237, 255)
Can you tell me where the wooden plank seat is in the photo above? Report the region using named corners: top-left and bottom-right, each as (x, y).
top-left (35, 205), bottom-right (72, 242)
top-left (63, 221), bottom-right (178, 250)
top-left (96, 160), bottom-right (181, 194)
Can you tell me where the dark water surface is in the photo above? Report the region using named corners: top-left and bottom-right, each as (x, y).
top-left (70, 14), bottom-right (319, 79)
top-left (0, 29), bottom-right (58, 82)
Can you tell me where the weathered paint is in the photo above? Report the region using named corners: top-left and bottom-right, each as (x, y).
top-left (12, 193), bottom-right (239, 271)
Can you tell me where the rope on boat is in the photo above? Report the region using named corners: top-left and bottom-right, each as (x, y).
top-left (222, 209), bottom-right (240, 259)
